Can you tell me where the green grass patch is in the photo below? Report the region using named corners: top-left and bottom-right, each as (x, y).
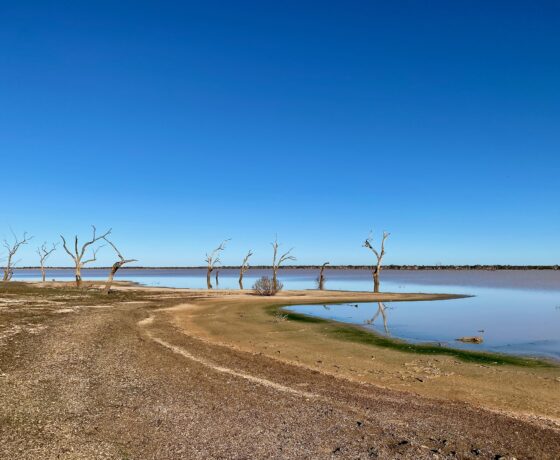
top-left (267, 304), bottom-right (554, 368)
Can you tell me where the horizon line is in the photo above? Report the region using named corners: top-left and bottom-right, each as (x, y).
top-left (11, 264), bottom-right (560, 271)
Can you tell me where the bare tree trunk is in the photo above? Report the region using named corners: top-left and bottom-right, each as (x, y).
top-left (37, 242), bottom-right (57, 284)
top-left (3, 268), bottom-right (13, 282)
top-left (318, 262), bottom-right (329, 290)
top-left (270, 237), bottom-right (295, 292)
top-left (61, 226), bottom-right (111, 288)
top-left (238, 249), bottom-right (253, 291)
top-left (215, 270), bottom-right (219, 287)
top-left (2, 231), bottom-right (33, 282)
top-left (373, 267), bottom-right (379, 293)
top-left (105, 262), bottom-right (122, 294)
top-left (103, 237), bottom-right (137, 294)
top-left (363, 231), bottom-right (390, 294)
top-left (76, 265), bottom-right (82, 288)
top-left (205, 239), bottom-right (229, 290)
top-left (272, 267), bottom-right (278, 291)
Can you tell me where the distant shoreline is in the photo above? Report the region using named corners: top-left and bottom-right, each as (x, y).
top-left (12, 265), bottom-right (560, 271)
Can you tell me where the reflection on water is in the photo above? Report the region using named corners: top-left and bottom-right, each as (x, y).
top-left (287, 287), bottom-right (560, 360)
top-left (364, 302), bottom-right (390, 334)
top-left (10, 268), bottom-right (560, 360)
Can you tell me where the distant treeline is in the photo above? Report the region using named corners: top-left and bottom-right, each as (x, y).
top-left (14, 264), bottom-right (560, 270)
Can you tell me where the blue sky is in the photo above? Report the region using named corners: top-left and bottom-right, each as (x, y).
top-left (1, 1), bottom-right (559, 266)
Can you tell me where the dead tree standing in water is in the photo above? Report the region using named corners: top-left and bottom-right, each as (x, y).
top-left (271, 237), bottom-right (295, 291)
top-left (2, 231), bottom-right (33, 281)
top-left (37, 242), bottom-right (58, 283)
top-left (317, 262), bottom-right (329, 290)
top-left (103, 237), bottom-right (137, 294)
top-left (238, 249), bottom-right (253, 290)
top-left (60, 226), bottom-right (111, 287)
top-left (363, 231), bottom-right (390, 293)
top-left (205, 239), bottom-right (229, 289)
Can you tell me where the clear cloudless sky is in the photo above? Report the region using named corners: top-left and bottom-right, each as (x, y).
top-left (1, 1), bottom-right (559, 267)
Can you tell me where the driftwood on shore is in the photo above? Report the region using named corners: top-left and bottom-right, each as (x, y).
top-left (456, 336), bottom-right (484, 344)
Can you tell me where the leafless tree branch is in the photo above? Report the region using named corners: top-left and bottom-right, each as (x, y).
top-left (363, 230), bottom-right (390, 293)
top-left (103, 237), bottom-right (137, 294)
top-left (205, 239), bottom-right (230, 289)
top-left (37, 242), bottom-right (58, 283)
top-left (2, 231), bottom-right (33, 282)
top-left (60, 225), bottom-right (111, 287)
top-left (317, 261), bottom-right (330, 290)
top-left (271, 236), bottom-right (296, 291)
top-left (238, 249), bottom-right (254, 290)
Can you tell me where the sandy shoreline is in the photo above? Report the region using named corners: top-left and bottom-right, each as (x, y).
top-left (165, 287), bottom-right (560, 423)
top-left (1, 282), bottom-right (559, 458)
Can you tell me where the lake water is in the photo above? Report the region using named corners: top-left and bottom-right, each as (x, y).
top-left (11, 268), bottom-right (560, 360)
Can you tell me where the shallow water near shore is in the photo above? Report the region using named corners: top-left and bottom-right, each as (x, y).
top-left (12, 268), bottom-right (560, 360)
top-left (286, 290), bottom-right (560, 360)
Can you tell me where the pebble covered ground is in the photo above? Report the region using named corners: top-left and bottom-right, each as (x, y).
top-left (0, 283), bottom-right (559, 459)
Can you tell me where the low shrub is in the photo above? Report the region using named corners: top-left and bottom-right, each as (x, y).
top-left (252, 276), bottom-right (282, 296)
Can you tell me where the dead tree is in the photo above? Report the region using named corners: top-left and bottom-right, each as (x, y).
top-left (238, 249), bottom-right (253, 290)
top-left (271, 237), bottom-right (295, 291)
top-left (103, 237), bottom-right (137, 294)
top-left (37, 242), bottom-right (58, 283)
top-left (2, 231), bottom-right (33, 281)
top-left (363, 231), bottom-right (390, 293)
top-left (205, 239), bottom-right (230, 289)
top-left (317, 262), bottom-right (329, 290)
top-left (215, 270), bottom-right (220, 287)
top-left (60, 226), bottom-right (111, 287)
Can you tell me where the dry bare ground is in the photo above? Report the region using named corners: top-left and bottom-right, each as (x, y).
top-left (0, 282), bottom-right (559, 459)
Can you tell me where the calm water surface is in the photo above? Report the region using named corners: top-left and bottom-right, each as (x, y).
top-left (12, 268), bottom-right (560, 360)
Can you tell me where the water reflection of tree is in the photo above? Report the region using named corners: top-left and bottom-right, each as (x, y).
top-left (364, 302), bottom-right (390, 335)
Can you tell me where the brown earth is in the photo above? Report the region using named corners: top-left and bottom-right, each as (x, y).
top-left (0, 282), bottom-right (559, 459)
top-left (171, 290), bottom-right (560, 423)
